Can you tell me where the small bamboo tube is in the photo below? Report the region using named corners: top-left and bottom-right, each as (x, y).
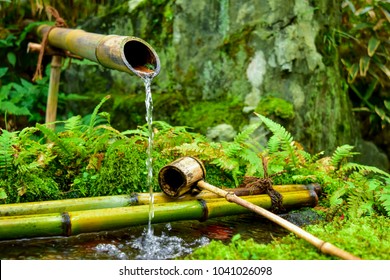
top-left (0, 190), bottom-right (317, 240)
top-left (0, 184), bottom-right (320, 217)
top-left (45, 55), bottom-right (62, 130)
top-left (197, 180), bottom-right (361, 260)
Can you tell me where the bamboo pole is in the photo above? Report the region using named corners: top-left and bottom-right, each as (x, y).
top-left (0, 190), bottom-right (317, 240)
top-left (0, 184), bottom-right (320, 217)
top-left (45, 55), bottom-right (62, 129)
top-left (36, 25), bottom-right (160, 78)
top-left (197, 180), bottom-right (360, 260)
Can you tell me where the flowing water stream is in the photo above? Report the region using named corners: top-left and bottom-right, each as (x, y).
top-left (142, 75), bottom-right (155, 236)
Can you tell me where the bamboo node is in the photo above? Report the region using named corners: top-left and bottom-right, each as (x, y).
top-left (225, 191), bottom-right (236, 202)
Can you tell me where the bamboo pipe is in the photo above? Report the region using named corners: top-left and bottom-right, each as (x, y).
top-left (36, 25), bottom-right (161, 78)
top-left (0, 190), bottom-right (317, 240)
top-left (45, 55), bottom-right (62, 129)
top-left (158, 157), bottom-right (361, 260)
top-left (0, 184), bottom-right (321, 217)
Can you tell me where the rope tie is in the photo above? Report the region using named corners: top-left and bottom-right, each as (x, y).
top-left (33, 6), bottom-right (68, 81)
top-left (238, 157), bottom-right (285, 213)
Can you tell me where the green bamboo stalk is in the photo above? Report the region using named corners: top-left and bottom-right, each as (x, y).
top-left (0, 190), bottom-right (317, 240)
top-left (0, 184), bottom-right (320, 217)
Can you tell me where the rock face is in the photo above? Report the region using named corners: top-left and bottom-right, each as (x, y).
top-left (65, 0), bottom-right (388, 168)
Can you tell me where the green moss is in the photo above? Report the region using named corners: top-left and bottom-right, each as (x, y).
top-left (174, 101), bottom-right (248, 134)
top-left (185, 215), bottom-right (390, 260)
top-left (256, 96), bottom-right (295, 119)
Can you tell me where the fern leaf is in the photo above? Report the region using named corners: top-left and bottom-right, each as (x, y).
top-left (267, 134), bottom-right (281, 153)
top-left (211, 157), bottom-right (239, 172)
top-left (88, 95), bottom-right (111, 129)
top-left (233, 122), bottom-right (260, 145)
top-left (329, 186), bottom-right (346, 207)
top-left (379, 193), bottom-right (390, 215)
top-left (122, 128), bottom-right (149, 138)
top-left (341, 162), bottom-right (390, 177)
top-left (255, 113), bottom-right (294, 145)
top-left (222, 142), bottom-right (242, 158)
top-left (36, 123), bottom-right (71, 156)
top-left (64, 115), bottom-right (83, 132)
top-left (0, 129), bottom-right (18, 177)
top-left (330, 145), bottom-right (359, 168)
top-left (255, 113), bottom-right (298, 167)
top-left (238, 148), bottom-right (264, 177)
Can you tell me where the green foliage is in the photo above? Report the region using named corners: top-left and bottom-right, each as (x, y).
top-left (330, 144), bottom-right (359, 169)
top-left (186, 216), bottom-right (390, 260)
top-left (337, 0), bottom-right (390, 129)
top-left (170, 122), bottom-right (264, 185)
top-left (0, 74), bottom-right (50, 124)
top-left (1, 105), bottom-right (389, 220)
top-left (0, 129), bottom-right (18, 177)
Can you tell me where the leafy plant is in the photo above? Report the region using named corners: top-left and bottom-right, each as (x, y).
top-left (169, 122), bottom-right (264, 185)
top-left (0, 129), bottom-right (18, 178)
top-left (337, 0), bottom-right (390, 128)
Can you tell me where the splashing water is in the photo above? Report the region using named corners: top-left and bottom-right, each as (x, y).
top-left (129, 224), bottom-right (209, 260)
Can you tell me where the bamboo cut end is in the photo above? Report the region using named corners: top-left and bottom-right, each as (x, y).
top-left (159, 157), bottom-right (206, 198)
top-left (122, 38), bottom-right (161, 78)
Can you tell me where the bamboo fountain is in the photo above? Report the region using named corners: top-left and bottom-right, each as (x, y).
top-left (0, 15), bottom-right (346, 260)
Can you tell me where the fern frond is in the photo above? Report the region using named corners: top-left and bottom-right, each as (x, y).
top-left (88, 95), bottom-right (111, 129)
top-left (0, 129), bottom-right (18, 177)
top-left (222, 142), bottom-right (242, 158)
top-left (340, 162), bottom-right (390, 177)
top-left (267, 135), bottom-right (281, 153)
top-left (211, 157), bottom-right (240, 172)
top-left (330, 145), bottom-right (359, 169)
top-left (64, 115), bottom-right (83, 132)
top-left (346, 188), bottom-right (375, 217)
top-left (255, 113), bottom-right (298, 167)
top-left (36, 123), bottom-right (71, 156)
top-left (238, 148), bottom-right (264, 177)
top-left (233, 122), bottom-right (260, 145)
top-left (329, 185), bottom-right (347, 207)
top-left (152, 121), bottom-right (174, 130)
top-left (122, 128), bottom-right (149, 138)
top-left (255, 113), bottom-right (294, 145)
top-left (379, 192), bottom-right (390, 215)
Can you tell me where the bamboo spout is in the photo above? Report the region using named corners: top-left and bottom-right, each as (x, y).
top-left (36, 25), bottom-right (160, 78)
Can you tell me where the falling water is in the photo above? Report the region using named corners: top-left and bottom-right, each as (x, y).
top-left (142, 74), bottom-right (154, 236)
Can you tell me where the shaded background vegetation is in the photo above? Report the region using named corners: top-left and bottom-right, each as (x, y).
top-left (1, 0), bottom-right (389, 172)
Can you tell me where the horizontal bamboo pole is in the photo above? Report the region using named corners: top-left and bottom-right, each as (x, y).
top-left (36, 25), bottom-right (160, 78)
top-left (0, 190), bottom-right (317, 240)
top-left (0, 184), bottom-right (320, 217)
